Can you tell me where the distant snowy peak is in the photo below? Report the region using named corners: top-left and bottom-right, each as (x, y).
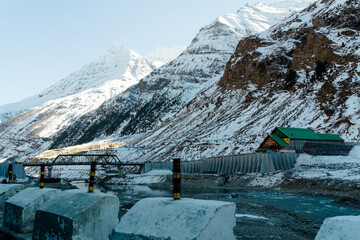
top-left (188, 0), bottom-right (315, 54)
top-left (145, 46), bottom-right (187, 65)
top-left (0, 45), bottom-right (158, 122)
top-left (43, 0), bottom-right (318, 151)
top-left (99, 45), bottom-right (139, 62)
top-left (41, 45), bottom-right (157, 98)
top-left (233, 0), bottom-right (315, 35)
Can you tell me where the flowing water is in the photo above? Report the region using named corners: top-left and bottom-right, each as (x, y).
top-left (72, 181), bottom-right (360, 239)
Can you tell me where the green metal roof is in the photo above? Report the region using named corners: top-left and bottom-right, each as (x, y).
top-left (316, 133), bottom-right (344, 141)
top-left (269, 134), bottom-right (289, 147)
top-left (273, 127), bottom-right (344, 141)
top-left (274, 127), bottom-right (322, 140)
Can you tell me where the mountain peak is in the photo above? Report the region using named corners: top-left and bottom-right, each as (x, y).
top-left (99, 45), bottom-right (141, 61)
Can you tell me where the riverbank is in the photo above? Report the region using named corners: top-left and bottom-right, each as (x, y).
top-left (142, 172), bottom-right (360, 208)
top-left (101, 172), bottom-right (360, 240)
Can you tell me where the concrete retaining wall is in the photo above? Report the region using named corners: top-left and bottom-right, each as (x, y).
top-left (144, 152), bottom-right (298, 174)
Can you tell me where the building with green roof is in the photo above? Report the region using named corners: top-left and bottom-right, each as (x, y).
top-left (257, 127), bottom-right (344, 152)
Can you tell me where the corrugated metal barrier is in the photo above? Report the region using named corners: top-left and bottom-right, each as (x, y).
top-left (143, 152), bottom-right (298, 174)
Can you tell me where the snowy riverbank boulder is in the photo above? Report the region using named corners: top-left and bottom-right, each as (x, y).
top-left (32, 190), bottom-right (119, 240)
top-left (315, 215), bottom-right (360, 240)
top-left (112, 197), bottom-right (236, 240)
top-left (3, 188), bottom-right (61, 233)
top-left (0, 184), bottom-right (25, 219)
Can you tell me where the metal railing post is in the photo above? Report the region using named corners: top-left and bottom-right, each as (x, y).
top-left (39, 165), bottom-right (45, 189)
top-left (8, 164), bottom-right (13, 183)
top-left (88, 162), bottom-right (96, 192)
top-left (173, 158), bottom-right (181, 200)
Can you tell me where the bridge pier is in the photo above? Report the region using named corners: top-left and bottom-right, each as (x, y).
top-left (47, 165), bottom-right (53, 178)
top-left (117, 165), bottom-right (121, 177)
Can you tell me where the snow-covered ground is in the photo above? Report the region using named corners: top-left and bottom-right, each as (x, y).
top-left (235, 214), bottom-right (268, 220)
top-left (293, 145), bottom-right (360, 181)
top-left (106, 169), bottom-right (172, 185)
top-left (247, 172), bottom-right (285, 188)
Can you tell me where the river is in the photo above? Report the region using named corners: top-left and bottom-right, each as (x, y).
top-left (72, 181), bottom-right (360, 239)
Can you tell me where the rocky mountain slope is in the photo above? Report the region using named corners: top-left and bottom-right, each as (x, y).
top-left (121, 0), bottom-right (359, 162)
top-left (46, 2), bottom-right (314, 159)
top-left (0, 1), bottom-right (314, 161)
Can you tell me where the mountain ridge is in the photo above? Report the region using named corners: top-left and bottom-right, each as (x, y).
top-left (0, 1), bottom-right (316, 161)
top-left (46, 1), bottom-right (315, 158)
top-left (0, 45), bottom-right (182, 122)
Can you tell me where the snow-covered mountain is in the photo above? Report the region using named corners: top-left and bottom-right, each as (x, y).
top-left (41, 1), bottom-right (315, 159)
top-left (145, 46), bottom-right (187, 66)
top-left (0, 45), bottom-right (170, 122)
top-left (0, 45), bottom-right (160, 159)
top-left (0, 1), bottom-right (317, 162)
top-left (119, 0), bottom-right (359, 162)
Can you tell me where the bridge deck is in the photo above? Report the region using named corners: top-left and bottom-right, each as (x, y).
top-left (22, 154), bottom-right (144, 167)
top-left (22, 162), bottom-right (144, 166)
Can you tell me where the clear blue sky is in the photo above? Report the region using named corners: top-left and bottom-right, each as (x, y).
top-left (0, 0), bottom-right (277, 105)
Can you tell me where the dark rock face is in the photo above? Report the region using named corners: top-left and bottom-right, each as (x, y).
top-left (220, 2), bottom-right (359, 92)
top-left (218, 0), bottom-right (359, 123)
top-left (121, 0), bottom-right (359, 161)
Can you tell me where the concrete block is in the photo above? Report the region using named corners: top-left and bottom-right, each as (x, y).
top-left (315, 215), bottom-right (360, 240)
top-left (32, 190), bottom-right (119, 240)
top-left (3, 188), bottom-right (61, 233)
top-left (112, 197), bottom-right (236, 240)
top-left (0, 184), bottom-right (25, 219)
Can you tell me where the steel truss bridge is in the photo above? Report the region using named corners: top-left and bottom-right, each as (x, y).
top-left (22, 154), bottom-right (144, 167)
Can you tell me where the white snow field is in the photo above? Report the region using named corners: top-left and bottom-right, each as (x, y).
top-left (293, 145), bottom-right (360, 181)
top-left (113, 197), bottom-right (236, 240)
top-left (315, 215), bottom-right (360, 240)
top-left (108, 169), bottom-right (172, 185)
top-left (3, 188), bottom-right (61, 233)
